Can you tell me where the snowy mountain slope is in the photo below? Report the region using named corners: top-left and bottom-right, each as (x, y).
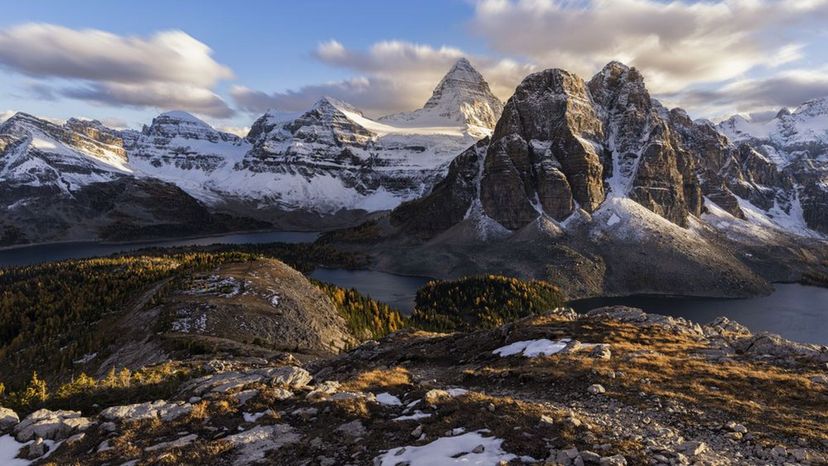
top-left (123, 111), bottom-right (251, 204)
top-left (0, 59), bottom-right (507, 243)
top-left (233, 95), bottom-right (478, 213)
top-left (716, 97), bottom-right (828, 235)
top-left (0, 113), bottom-right (131, 194)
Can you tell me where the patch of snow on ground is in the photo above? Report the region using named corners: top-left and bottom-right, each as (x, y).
top-left (376, 392), bottom-right (402, 406)
top-left (493, 338), bottom-right (572, 358)
top-left (375, 431), bottom-right (517, 466)
top-left (172, 312), bottom-right (207, 333)
top-left (446, 388), bottom-right (469, 397)
top-left (0, 434), bottom-right (32, 466)
top-left (393, 411), bottom-right (432, 421)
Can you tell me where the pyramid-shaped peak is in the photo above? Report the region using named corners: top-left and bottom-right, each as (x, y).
top-left (440, 57), bottom-right (485, 85)
top-left (378, 57), bottom-right (502, 131)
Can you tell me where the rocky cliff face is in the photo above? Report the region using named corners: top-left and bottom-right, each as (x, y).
top-left (590, 63), bottom-right (702, 227)
top-left (480, 68), bottom-right (605, 229)
top-left (405, 62), bottom-right (706, 233)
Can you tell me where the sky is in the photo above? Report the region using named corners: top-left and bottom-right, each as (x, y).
top-left (1, 0), bottom-right (827, 133)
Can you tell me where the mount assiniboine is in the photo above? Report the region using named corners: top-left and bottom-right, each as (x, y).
top-left (0, 58), bottom-right (504, 245)
top-left (328, 62), bottom-right (828, 299)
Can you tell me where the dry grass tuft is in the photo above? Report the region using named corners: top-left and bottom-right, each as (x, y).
top-left (341, 367), bottom-right (413, 392)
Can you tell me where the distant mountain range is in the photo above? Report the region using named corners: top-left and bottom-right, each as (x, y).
top-left (1, 58), bottom-right (826, 297)
top-left (0, 58), bottom-right (504, 245)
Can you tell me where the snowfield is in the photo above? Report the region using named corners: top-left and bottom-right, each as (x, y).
top-left (376, 431), bottom-right (517, 466)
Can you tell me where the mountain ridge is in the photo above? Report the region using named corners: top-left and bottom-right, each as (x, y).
top-left (330, 61), bottom-right (828, 299)
top-left (0, 59), bottom-right (506, 245)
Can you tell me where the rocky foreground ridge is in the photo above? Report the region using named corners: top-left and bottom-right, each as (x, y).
top-left (1, 305), bottom-right (826, 465)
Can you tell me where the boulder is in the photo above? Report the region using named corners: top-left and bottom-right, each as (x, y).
top-left (262, 366), bottom-right (312, 389)
top-left (0, 407), bottom-right (19, 434)
top-left (14, 409), bottom-right (92, 442)
top-left (588, 384), bottom-right (606, 395)
top-left (590, 344), bottom-right (612, 360)
top-left (336, 420), bottom-right (367, 439)
top-left (732, 333), bottom-right (828, 363)
top-left (21, 437), bottom-right (49, 459)
top-left (100, 400), bottom-right (192, 422)
top-left (185, 366), bottom-right (311, 396)
top-left (223, 424), bottom-right (299, 465)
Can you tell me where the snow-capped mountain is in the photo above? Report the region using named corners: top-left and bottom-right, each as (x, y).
top-left (0, 58), bottom-right (505, 244)
top-left (127, 59), bottom-right (501, 217)
top-left (235, 95), bottom-right (479, 214)
top-left (380, 58), bottom-right (504, 137)
top-left (0, 112), bottom-right (130, 192)
top-left (717, 98), bottom-right (828, 235)
top-left (718, 98), bottom-right (828, 163)
top-left (0, 112), bottom-right (263, 245)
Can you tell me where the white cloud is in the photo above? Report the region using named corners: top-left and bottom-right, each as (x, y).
top-left (217, 125), bottom-right (250, 137)
top-left (470, 0), bottom-right (828, 94)
top-left (98, 117), bottom-right (130, 130)
top-left (233, 40), bottom-right (535, 116)
top-left (0, 110), bottom-right (15, 123)
top-left (0, 23), bottom-right (235, 117)
top-left (661, 66), bottom-right (828, 119)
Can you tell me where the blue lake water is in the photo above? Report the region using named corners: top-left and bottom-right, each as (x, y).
top-left (2, 234), bottom-right (825, 345)
top-left (569, 284), bottom-right (828, 345)
top-left (310, 268), bottom-right (432, 312)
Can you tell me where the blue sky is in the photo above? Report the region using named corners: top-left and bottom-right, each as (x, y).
top-left (1, 0), bottom-right (827, 131)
